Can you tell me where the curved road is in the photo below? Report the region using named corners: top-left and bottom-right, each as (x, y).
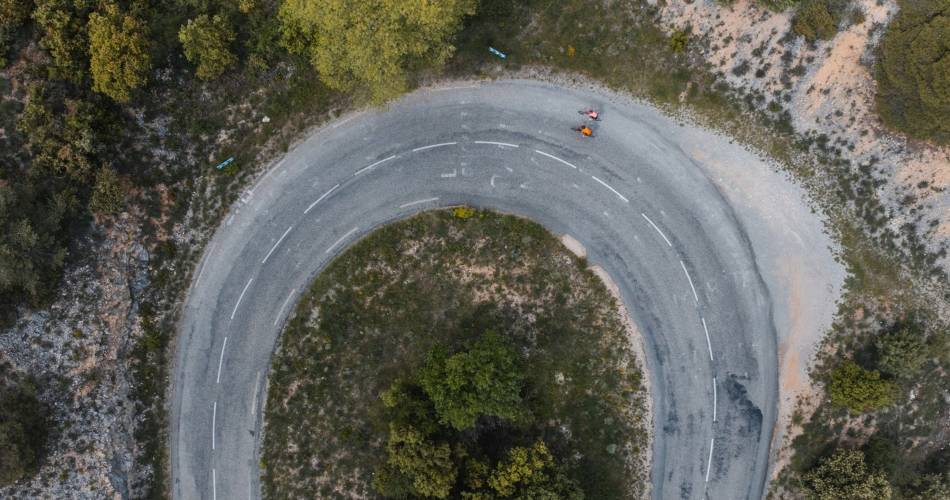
top-left (172, 80), bottom-right (782, 499)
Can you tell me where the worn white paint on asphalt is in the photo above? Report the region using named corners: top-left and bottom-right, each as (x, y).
top-left (216, 337), bottom-right (228, 384)
top-left (212, 469), bottom-right (217, 500)
top-left (193, 242), bottom-right (215, 288)
top-left (273, 288), bottom-right (297, 326)
top-left (706, 438), bottom-right (715, 483)
top-left (211, 402), bottom-right (217, 450)
top-left (354, 155), bottom-right (396, 176)
top-left (304, 184), bottom-right (340, 214)
top-left (680, 260), bottom-right (699, 304)
top-left (230, 279), bottom-right (254, 321)
top-left (591, 175), bottom-right (630, 203)
top-left (474, 140), bottom-right (519, 148)
top-left (534, 149), bottom-right (578, 169)
top-left (701, 317), bottom-right (714, 361)
top-left (400, 197), bottom-right (440, 208)
top-left (412, 142), bottom-right (457, 152)
top-left (261, 226), bottom-right (293, 264)
top-left (250, 371), bottom-right (262, 418)
top-left (326, 227), bottom-right (359, 254)
top-left (641, 213), bottom-right (673, 247)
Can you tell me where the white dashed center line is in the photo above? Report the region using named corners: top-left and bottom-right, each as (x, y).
top-left (250, 371), bottom-right (262, 417)
top-left (215, 336), bottom-right (228, 384)
top-left (474, 141), bottom-right (519, 148)
top-left (230, 278), bottom-right (253, 321)
top-left (274, 288), bottom-right (297, 326)
top-left (304, 184), bottom-right (340, 214)
top-left (591, 175), bottom-right (630, 203)
top-left (712, 377), bottom-right (718, 422)
top-left (412, 142), bottom-right (457, 152)
top-left (680, 260), bottom-right (699, 303)
top-left (211, 402), bottom-right (217, 450)
top-left (400, 197), bottom-right (440, 208)
top-left (212, 469), bottom-right (217, 500)
top-left (354, 155), bottom-right (396, 176)
top-left (705, 438), bottom-right (715, 483)
top-left (641, 213), bottom-right (673, 247)
top-left (194, 242), bottom-right (215, 288)
top-left (326, 227), bottom-right (359, 254)
top-left (701, 317), bottom-right (714, 361)
top-left (534, 149), bottom-right (578, 169)
top-left (261, 226), bottom-right (293, 264)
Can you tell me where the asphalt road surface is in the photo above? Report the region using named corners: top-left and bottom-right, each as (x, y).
top-left (170, 79), bottom-right (827, 500)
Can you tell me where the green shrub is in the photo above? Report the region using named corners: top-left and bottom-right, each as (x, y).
top-left (88, 1), bottom-right (151, 102)
top-left (90, 166), bottom-right (125, 214)
top-left (793, 0), bottom-right (840, 42)
top-left (178, 14), bottom-right (237, 81)
top-left (803, 449), bottom-right (892, 499)
top-left (0, 381), bottom-right (47, 486)
top-left (875, 0), bottom-right (950, 144)
top-left (669, 29), bottom-right (689, 53)
top-left (452, 206), bottom-right (476, 219)
top-left (875, 327), bottom-right (928, 378)
top-left (0, 0), bottom-right (31, 67)
top-left (827, 360), bottom-right (896, 413)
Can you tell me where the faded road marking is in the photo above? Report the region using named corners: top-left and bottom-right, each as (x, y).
top-left (400, 197), bottom-right (440, 209)
top-left (326, 227), bottom-right (359, 254)
top-left (261, 226), bottom-right (293, 264)
top-left (680, 260), bottom-right (699, 303)
top-left (274, 288), bottom-right (296, 326)
top-left (230, 279), bottom-right (254, 321)
top-left (534, 149), bottom-right (578, 169)
top-left (591, 175), bottom-right (630, 203)
top-left (701, 317), bottom-right (714, 361)
top-left (705, 438), bottom-right (715, 483)
top-left (413, 142), bottom-right (457, 152)
top-left (215, 336), bottom-right (228, 384)
top-left (354, 155), bottom-right (396, 176)
top-left (474, 140), bottom-right (519, 148)
top-left (641, 213), bottom-right (673, 247)
top-left (304, 184), bottom-right (340, 214)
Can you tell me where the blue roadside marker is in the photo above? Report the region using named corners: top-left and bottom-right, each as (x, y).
top-left (489, 47), bottom-right (507, 59)
top-left (215, 157), bottom-right (235, 170)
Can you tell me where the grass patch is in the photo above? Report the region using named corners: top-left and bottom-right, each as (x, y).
top-left (262, 209), bottom-right (648, 499)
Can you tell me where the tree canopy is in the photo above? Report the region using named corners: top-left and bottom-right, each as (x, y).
top-left (178, 14), bottom-right (237, 81)
top-left (418, 331), bottom-right (527, 431)
top-left (277, 0), bottom-right (477, 102)
top-left (0, 379), bottom-right (48, 486)
top-left (875, 327), bottom-right (929, 378)
top-left (88, 1), bottom-right (150, 102)
top-left (827, 360), bottom-right (896, 413)
top-left (804, 449), bottom-right (892, 500)
top-left (875, 0), bottom-right (950, 144)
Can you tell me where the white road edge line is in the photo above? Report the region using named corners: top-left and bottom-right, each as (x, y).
top-left (430, 85), bottom-right (478, 92)
top-left (534, 149), bottom-right (578, 169)
top-left (591, 175), bottom-right (630, 203)
top-left (705, 438), bottom-right (715, 483)
top-left (194, 242), bottom-right (216, 288)
top-left (641, 213), bottom-right (673, 247)
top-left (400, 197), bottom-right (440, 209)
top-left (474, 141), bottom-right (519, 148)
top-left (354, 155), bottom-right (396, 176)
top-left (212, 468), bottom-right (217, 500)
top-left (261, 226), bottom-right (293, 264)
top-left (304, 184), bottom-right (340, 214)
top-left (412, 142), bottom-right (457, 153)
top-left (215, 336), bottom-right (228, 384)
top-left (701, 317), bottom-right (714, 361)
top-left (712, 377), bottom-right (718, 422)
top-left (326, 227), bottom-right (359, 254)
top-left (230, 278), bottom-right (253, 320)
top-left (274, 288), bottom-right (297, 326)
top-left (680, 260), bottom-right (699, 303)
top-left (211, 402), bottom-right (216, 450)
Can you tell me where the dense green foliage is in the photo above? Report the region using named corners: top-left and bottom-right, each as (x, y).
top-left (178, 14), bottom-right (236, 81)
top-left (803, 449), bottom-right (892, 499)
top-left (827, 360), bottom-right (896, 412)
top-left (792, 0), bottom-right (840, 42)
top-left (33, 0), bottom-right (94, 83)
top-left (87, 2), bottom-right (151, 102)
top-left (0, 0), bottom-right (31, 67)
top-left (874, 327), bottom-right (928, 378)
top-left (0, 379), bottom-right (47, 487)
top-left (90, 166), bottom-right (124, 214)
top-left (374, 333), bottom-right (582, 499)
top-left (418, 331), bottom-right (527, 431)
top-left (17, 83), bottom-right (101, 181)
top-left (875, 0), bottom-right (950, 144)
top-left (278, 0), bottom-right (477, 102)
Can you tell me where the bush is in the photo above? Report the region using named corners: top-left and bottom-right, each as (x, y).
top-left (88, 2), bottom-right (151, 102)
top-left (875, 0), bottom-right (950, 144)
top-left (90, 166), bottom-right (125, 214)
top-left (0, 381), bottom-right (47, 486)
top-left (0, 0), bottom-right (31, 67)
top-left (33, 0), bottom-right (93, 83)
top-left (178, 14), bottom-right (237, 81)
top-left (827, 360), bottom-right (896, 413)
top-left (803, 449), bottom-right (892, 499)
top-left (669, 29), bottom-right (689, 54)
top-left (17, 84), bottom-right (100, 181)
top-left (792, 0), bottom-right (840, 42)
top-left (875, 327), bottom-right (928, 378)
